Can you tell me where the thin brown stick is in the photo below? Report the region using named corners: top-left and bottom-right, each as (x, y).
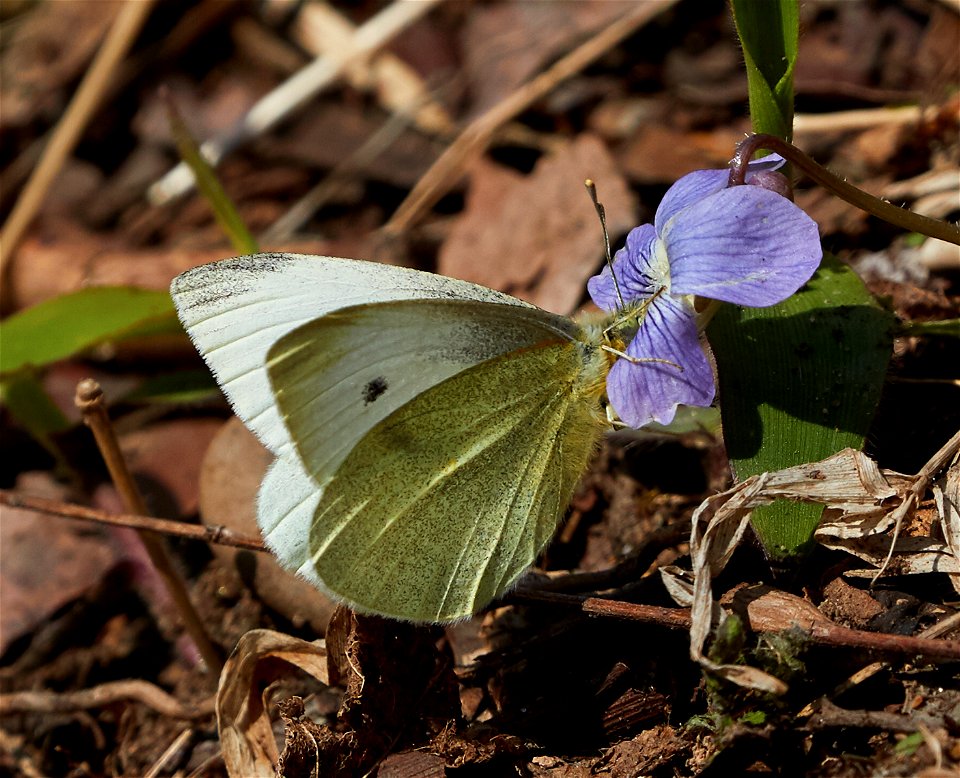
top-left (0, 680), bottom-right (214, 720)
top-left (0, 490), bottom-right (265, 552)
top-left (808, 698), bottom-right (942, 733)
top-left (148, 0), bottom-right (443, 204)
top-left (381, 0), bottom-right (678, 237)
top-left (75, 379), bottom-right (224, 675)
top-left (144, 728), bottom-right (195, 778)
top-left (0, 0), bottom-right (156, 274)
top-left (512, 590), bottom-right (960, 662)
top-left (797, 611), bottom-right (960, 718)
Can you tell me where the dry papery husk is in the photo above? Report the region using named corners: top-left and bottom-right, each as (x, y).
top-left (661, 431), bottom-right (959, 693)
top-left (216, 629), bottom-right (329, 778)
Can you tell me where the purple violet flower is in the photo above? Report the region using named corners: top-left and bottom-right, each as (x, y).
top-left (588, 156), bottom-right (822, 428)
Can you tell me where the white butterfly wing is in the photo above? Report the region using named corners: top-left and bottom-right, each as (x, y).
top-left (170, 254), bottom-right (533, 457)
top-left (257, 455), bottom-right (329, 596)
top-left (261, 303), bottom-right (609, 621)
top-left (258, 299), bottom-right (584, 601)
top-left (265, 299), bottom-right (580, 487)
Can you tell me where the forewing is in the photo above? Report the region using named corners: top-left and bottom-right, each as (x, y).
top-left (170, 254), bottom-right (532, 456)
top-left (298, 337), bottom-right (607, 622)
top-left (266, 299), bottom-right (580, 488)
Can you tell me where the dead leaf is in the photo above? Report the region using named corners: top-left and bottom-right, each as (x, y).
top-left (461, 0), bottom-right (634, 115)
top-left (120, 418), bottom-right (223, 519)
top-left (684, 447), bottom-right (941, 692)
top-left (5, 218), bottom-right (333, 310)
top-left (439, 134), bottom-right (636, 313)
top-left (254, 101), bottom-right (443, 189)
top-left (376, 751), bottom-right (447, 778)
top-left (818, 578), bottom-right (884, 629)
top-left (594, 725), bottom-right (686, 777)
top-left (0, 0), bottom-right (120, 130)
top-left (0, 472), bottom-right (119, 655)
top-left (216, 629), bottom-right (330, 778)
top-left (935, 458), bottom-right (960, 593)
top-left (618, 125), bottom-right (742, 185)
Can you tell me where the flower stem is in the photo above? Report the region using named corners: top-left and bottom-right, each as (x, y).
top-left (729, 134), bottom-right (960, 246)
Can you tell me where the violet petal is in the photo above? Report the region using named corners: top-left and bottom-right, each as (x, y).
top-left (606, 295), bottom-right (714, 428)
top-left (654, 154), bottom-right (787, 234)
top-left (587, 224), bottom-right (660, 310)
top-left (654, 169), bottom-right (730, 234)
top-left (744, 152), bottom-right (786, 177)
top-left (663, 186), bottom-right (821, 306)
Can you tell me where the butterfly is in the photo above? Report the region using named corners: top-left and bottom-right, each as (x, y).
top-left (171, 253), bottom-right (620, 622)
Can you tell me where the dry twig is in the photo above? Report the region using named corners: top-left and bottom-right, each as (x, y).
top-left (0, 680), bottom-right (214, 720)
top-left (514, 590), bottom-right (960, 663)
top-left (148, 0), bottom-right (443, 205)
top-left (75, 379), bottom-right (223, 675)
top-left (0, 489), bottom-right (265, 551)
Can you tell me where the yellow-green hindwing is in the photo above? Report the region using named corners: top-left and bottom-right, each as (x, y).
top-left (266, 300), bottom-right (609, 622)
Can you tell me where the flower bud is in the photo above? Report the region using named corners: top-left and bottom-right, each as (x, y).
top-left (746, 170), bottom-right (793, 201)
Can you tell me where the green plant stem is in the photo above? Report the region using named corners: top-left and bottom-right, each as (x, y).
top-left (730, 134), bottom-right (960, 246)
top-left (895, 318), bottom-right (960, 338)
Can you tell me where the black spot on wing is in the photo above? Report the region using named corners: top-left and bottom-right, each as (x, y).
top-left (363, 376), bottom-right (389, 405)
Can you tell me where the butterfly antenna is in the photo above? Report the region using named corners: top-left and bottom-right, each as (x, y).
top-left (585, 179), bottom-right (626, 310)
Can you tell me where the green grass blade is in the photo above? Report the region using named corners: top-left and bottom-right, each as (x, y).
top-left (166, 97), bottom-right (258, 255)
top-left (0, 373), bottom-right (71, 448)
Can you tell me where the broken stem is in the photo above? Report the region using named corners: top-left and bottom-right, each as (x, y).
top-left (75, 379), bottom-right (224, 675)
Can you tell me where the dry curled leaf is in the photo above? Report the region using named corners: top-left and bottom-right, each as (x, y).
top-left (685, 441), bottom-right (960, 692)
top-left (216, 629), bottom-right (329, 778)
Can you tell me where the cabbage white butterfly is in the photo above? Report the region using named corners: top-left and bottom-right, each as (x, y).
top-left (171, 254), bottom-right (614, 622)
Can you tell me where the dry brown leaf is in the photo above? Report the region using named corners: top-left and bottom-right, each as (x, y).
top-left (216, 629), bottom-right (329, 778)
top-left (120, 418), bottom-right (224, 520)
top-left (438, 134), bottom-right (636, 313)
top-left (816, 432), bottom-right (960, 585)
top-left (461, 0), bottom-right (633, 116)
top-left (5, 219), bottom-right (333, 310)
top-left (618, 126), bottom-right (742, 185)
top-left (254, 101), bottom-right (442, 189)
top-left (935, 459), bottom-right (960, 593)
top-left (0, 472), bottom-right (118, 655)
top-left (593, 724), bottom-right (686, 777)
top-left (376, 751), bottom-right (447, 778)
top-left (0, 0), bottom-right (120, 130)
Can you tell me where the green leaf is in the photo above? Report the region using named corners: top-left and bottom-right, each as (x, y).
top-left (893, 732), bottom-right (924, 756)
top-left (0, 287), bottom-right (178, 376)
top-left (731, 0), bottom-right (798, 140)
top-left (709, 256), bottom-right (894, 558)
